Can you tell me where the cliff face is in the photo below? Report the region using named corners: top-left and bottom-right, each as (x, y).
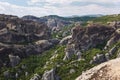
top-left (22, 15), bottom-right (72, 29)
top-left (63, 24), bottom-right (120, 63)
top-left (0, 14), bottom-right (52, 68)
top-left (71, 24), bottom-right (115, 51)
top-left (0, 14), bottom-right (50, 43)
top-left (76, 58), bottom-right (120, 80)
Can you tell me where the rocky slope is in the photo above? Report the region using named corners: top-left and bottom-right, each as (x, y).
top-left (0, 14), bottom-right (55, 68)
top-left (76, 58), bottom-right (120, 80)
top-left (0, 14), bottom-right (120, 80)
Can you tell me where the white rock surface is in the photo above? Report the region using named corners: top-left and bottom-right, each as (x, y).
top-left (76, 58), bottom-right (120, 80)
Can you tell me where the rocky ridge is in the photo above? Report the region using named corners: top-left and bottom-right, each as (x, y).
top-left (0, 14), bottom-right (120, 80)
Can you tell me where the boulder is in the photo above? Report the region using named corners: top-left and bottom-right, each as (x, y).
top-left (42, 68), bottom-right (60, 80)
top-left (63, 44), bottom-right (75, 60)
top-left (90, 54), bottom-right (107, 64)
top-left (76, 51), bottom-right (82, 60)
top-left (8, 54), bottom-right (21, 67)
top-left (30, 73), bottom-right (40, 80)
top-left (69, 69), bottom-right (76, 74)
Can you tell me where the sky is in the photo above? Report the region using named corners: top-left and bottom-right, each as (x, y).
top-left (0, 0), bottom-right (120, 17)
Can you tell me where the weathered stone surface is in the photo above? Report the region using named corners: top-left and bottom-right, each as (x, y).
top-left (104, 28), bottom-right (120, 49)
top-left (8, 54), bottom-right (21, 67)
top-left (71, 24), bottom-right (115, 51)
top-left (76, 58), bottom-right (120, 80)
top-left (76, 51), bottom-right (82, 60)
top-left (91, 46), bottom-right (118, 64)
top-left (69, 69), bottom-right (76, 74)
top-left (22, 15), bottom-right (73, 29)
top-left (60, 35), bottom-right (72, 45)
top-left (90, 54), bottom-right (107, 64)
top-left (30, 73), bottom-right (40, 80)
top-left (63, 44), bottom-right (75, 60)
top-left (0, 14), bottom-right (52, 68)
top-left (0, 14), bottom-right (50, 43)
top-left (42, 68), bottom-right (60, 80)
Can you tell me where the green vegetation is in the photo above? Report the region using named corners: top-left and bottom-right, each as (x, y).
top-left (0, 40), bottom-right (120, 80)
top-left (0, 42), bottom-right (120, 80)
top-left (92, 14), bottom-right (120, 24)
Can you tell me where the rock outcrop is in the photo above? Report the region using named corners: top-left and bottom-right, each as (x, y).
top-left (90, 45), bottom-right (118, 64)
top-left (0, 14), bottom-right (50, 43)
top-left (90, 54), bottom-right (107, 64)
top-left (30, 73), bottom-right (40, 80)
top-left (104, 28), bottom-right (120, 49)
top-left (71, 24), bottom-right (115, 51)
top-left (9, 54), bottom-right (21, 67)
top-left (59, 35), bottom-right (72, 45)
top-left (22, 15), bottom-right (72, 29)
top-left (42, 68), bottom-right (60, 80)
top-left (63, 44), bottom-right (75, 60)
top-left (0, 14), bottom-right (52, 68)
top-left (63, 24), bottom-right (117, 61)
top-left (76, 58), bottom-right (120, 80)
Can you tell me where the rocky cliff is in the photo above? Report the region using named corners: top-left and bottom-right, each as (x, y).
top-left (0, 14), bottom-right (50, 43)
top-left (0, 14), bottom-right (54, 68)
top-left (22, 15), bottom-right (73, 29)
top-left (71, 24), bottom-right (115, 50)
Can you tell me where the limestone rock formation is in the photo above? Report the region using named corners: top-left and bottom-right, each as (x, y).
top-left (76, 58), bottom-right (120, 80)
top-left (0, 14), bottom-right (50, 43)
top-left (22, 15), bottom-right (72, 29)
top-left (104, 28), bottom-right (120, 49)
top-left (71, 24), bottom-right (115, 51)
top-left (0, 14), bottom-right (52, 68)
top-left (90, 46), bottom-right (118, 64)
top-left (63, 44), bottom-right (75, 60)
top-left (42, 68), bottom-right (60, 80)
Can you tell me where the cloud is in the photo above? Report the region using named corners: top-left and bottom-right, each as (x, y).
top-left (0, 1), bottom-right (120, 17)
top-left (27, 0), bottom-right (120, 6)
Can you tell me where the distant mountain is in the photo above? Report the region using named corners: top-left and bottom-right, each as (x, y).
top-left (82, 14), bottom-right (104, 17)
top-left (69, 14), bottom-right (103, 18)
top-left (22, 15), bottom-right (97, 29)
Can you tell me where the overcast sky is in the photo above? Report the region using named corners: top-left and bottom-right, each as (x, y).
top-left (0, 0), bottom-right (120, 17)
